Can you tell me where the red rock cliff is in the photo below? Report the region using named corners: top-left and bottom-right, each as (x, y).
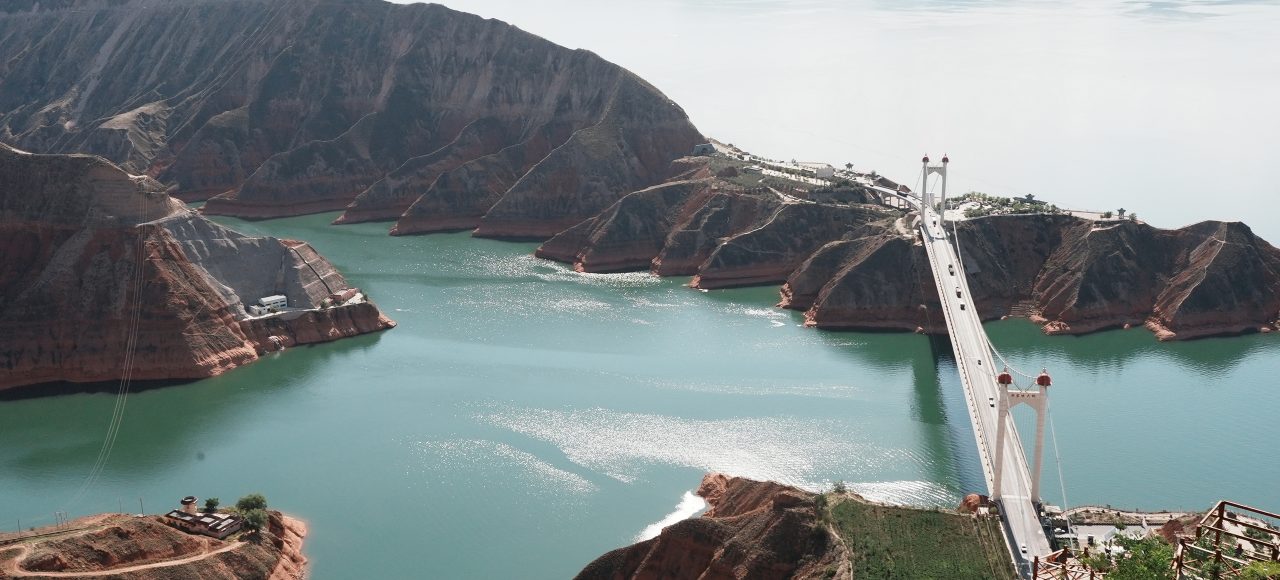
top-left (0, 144), bottom-right (394, 394)
top-left (575, 473), bottom-right (849, 580)
top-left (532, 177), bottom-right (1279, 340)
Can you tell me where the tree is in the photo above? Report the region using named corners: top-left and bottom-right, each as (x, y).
top-left (1118, 208), bottom-right (1127, 218)
top-left (236, 493), bottom-right (267, 512)
top-left (845, 162), bottom-right (853, 170)
top-left (1103, 535), bottom-right (1176, 580)
top-left (242, 508), bottom-right (268, 534)
top-left (1130, 213), bottom-right (1138, 221)
top-left (832, 480), bottom-right (848, 494)
top-left (204, 497), bottom-right (220, 513)
top-left (1102, 211), bottom-right (1113, 218)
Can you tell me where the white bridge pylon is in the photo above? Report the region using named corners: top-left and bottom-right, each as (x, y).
top-left (994, 368), bottom-right (1051, 503)
top-left (919, 153), bottom-right (949, 222)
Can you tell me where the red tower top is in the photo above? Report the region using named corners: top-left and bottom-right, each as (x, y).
top-left (922, 154), bottom-right (930, 163)
top-left (1036, 370), bottom-right (1052, 387)
top-left (997, 369), bottom-right (1013, 385)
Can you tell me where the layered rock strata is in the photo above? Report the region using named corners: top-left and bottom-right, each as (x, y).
top-left (533, 177), bottom-right (1280, 340)
top-left (536, 179), bottom-right (897, 284)
top-left (789, 214), bottom-right (1280, 340)
top-left (0, 0), bottom-right (703, 236)
top-left (575, 473), bottom-right (849, 580)
top-left (0, 144), bottom-right (394, 393)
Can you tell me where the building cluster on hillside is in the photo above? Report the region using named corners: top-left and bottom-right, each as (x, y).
top-left (163, 496), bottom-right (243, 540)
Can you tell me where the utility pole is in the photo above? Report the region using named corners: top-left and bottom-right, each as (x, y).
top-left (139, 497), bottom-right (144, 515)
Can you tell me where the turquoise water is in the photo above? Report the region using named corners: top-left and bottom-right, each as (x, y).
top-left (1, 212), bottom-right (1277, 578)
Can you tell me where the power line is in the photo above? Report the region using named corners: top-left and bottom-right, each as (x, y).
top-left (64, 188), bottom-right (150, 509)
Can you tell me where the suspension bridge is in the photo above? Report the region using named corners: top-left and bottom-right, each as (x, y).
top-left (864, 156), bottom-right (1060, 578)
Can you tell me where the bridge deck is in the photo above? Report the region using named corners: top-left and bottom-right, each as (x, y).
top-left (915, 203), bottom-right (1052, 574)
top-left (865, 175), bottom-right (1052, 577)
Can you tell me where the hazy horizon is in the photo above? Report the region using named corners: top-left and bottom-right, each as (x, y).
top-left (397, 0), bottom-right (1280, 241)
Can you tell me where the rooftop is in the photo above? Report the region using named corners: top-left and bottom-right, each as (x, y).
top-left (164, 509), bottom-right (242, 532)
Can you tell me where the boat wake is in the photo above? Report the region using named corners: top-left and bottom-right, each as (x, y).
top-left (635, 491), bottom-right (707, 542)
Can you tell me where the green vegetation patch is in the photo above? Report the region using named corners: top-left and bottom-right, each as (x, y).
top-left (829, 498), bottom-right (1016, 580)
top-left (952, 191), bottom-right (1065, 218)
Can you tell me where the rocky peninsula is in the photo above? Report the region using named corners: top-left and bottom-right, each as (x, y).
top-left (0, 511), bottom-right (306, 579)
top-left (533, 154), bottom-right (1280, 341)
top-left (576, 473), bottom-right (1014, 580)
top-left (0, 144), bottom-right (395, 394)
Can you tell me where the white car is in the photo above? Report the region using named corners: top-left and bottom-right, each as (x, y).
top-left (1019, 543), bottom-right (1028, 555)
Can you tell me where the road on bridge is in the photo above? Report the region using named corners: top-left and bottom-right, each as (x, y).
top-left (916, 203), bottom-right (1052, 573)
top-left (859, 174), bottom-right (1055, 575)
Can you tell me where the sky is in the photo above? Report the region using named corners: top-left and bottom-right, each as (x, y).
top-left (391, 0), bottom-right (1280, 241)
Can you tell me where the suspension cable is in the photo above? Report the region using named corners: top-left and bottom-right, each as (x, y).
top-left (1048, 400), bottom-right (1073, 538)
top-left (944, 209), bottom-right (1043, 385)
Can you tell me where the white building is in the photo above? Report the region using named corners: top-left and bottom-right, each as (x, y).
top-left (795, 162), bottom-right (836, 179)
top-left (259, 295), bottom-right (287, 310)
top-left (248, 294), bottom-right (287, 316)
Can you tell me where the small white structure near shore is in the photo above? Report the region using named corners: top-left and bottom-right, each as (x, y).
top-left (248, 294), bottom-right (287, 316)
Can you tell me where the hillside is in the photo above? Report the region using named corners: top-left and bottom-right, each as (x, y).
top-left (0, 144), bottom-right (395, 394)
top-left (531, 156), bottom-right (1280, 340)
top-left (0, 511), bottom-right (306, 579)
top-left (0, 0), bottom-right (703, 238)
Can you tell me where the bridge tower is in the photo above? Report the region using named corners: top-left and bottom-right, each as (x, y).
top-left (993, 369), bottom-right (1050, 503)
top-left (919, 154), bottom-right (950, 222)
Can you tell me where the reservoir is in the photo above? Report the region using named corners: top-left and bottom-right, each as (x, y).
top-left (1, 212), bottom-right (1276, 578)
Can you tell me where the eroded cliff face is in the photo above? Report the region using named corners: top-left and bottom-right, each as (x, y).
top-left (0, 144), bottom-right (394, 393)
top-left (795, 214), bottom-right (1280, 340)
top-left (533, 175), bottom-right (1279, 340)
top-left (534, 175), bottom-right (899, 285)
top-left (575, 473), bottom-right (849, 580)
top-left (0, 0), bottom-right (703, 236)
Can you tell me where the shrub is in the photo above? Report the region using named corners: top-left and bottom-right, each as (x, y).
top-left (203, 497), bottom-right (220, 512)
top-left (1241, 561), bottom-right (1280, 580)
top-left (242, 508), bottom-right (268, 534)
top-left (236, 493), bottom-right (267, 512)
